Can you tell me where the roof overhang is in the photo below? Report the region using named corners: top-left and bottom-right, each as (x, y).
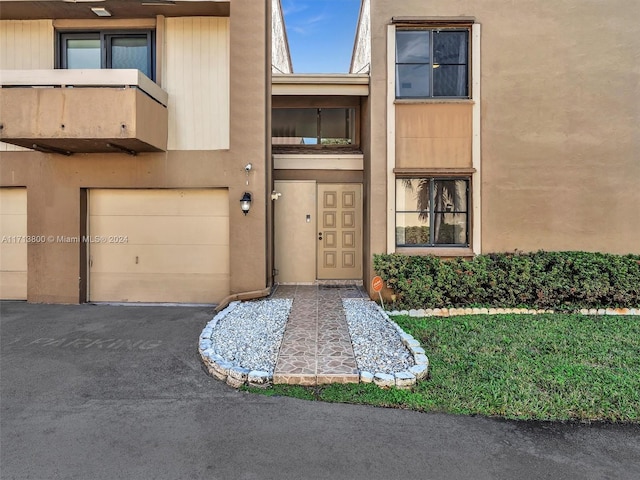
top-left (0, 0), bottom-right (230, 20)
top-left (272, 74), bottom-right (369, 96)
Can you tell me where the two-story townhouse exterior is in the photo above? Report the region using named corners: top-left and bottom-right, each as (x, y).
top-left (0, 0), bottom-right (276, 304)
top-left (2, 0), bottom-right (639, 305)
top-left (351, 0), bottom-right (640, 289)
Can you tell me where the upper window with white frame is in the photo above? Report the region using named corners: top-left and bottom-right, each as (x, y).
top-left (58, 30), bottom-right (155, 80)
top-left (396, 28), bottom-right (469, 98)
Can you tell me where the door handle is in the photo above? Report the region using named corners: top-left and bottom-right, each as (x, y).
top-left (318, 232), bottom-right (323, 240)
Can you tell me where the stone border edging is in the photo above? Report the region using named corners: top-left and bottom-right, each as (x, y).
top-left (198, 298), bottom-right (430, 390)
top-left (353, 301), bottom-right (429, 390)
top-left (386, 307), bottom-right (640, 317)
top-left (198, 301), bottom-right (273, 389)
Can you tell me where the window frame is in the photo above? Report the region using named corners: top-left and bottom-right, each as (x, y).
top-left (271, 106), bottom-right (359, 149)
top-left (395, 27), bottom-right (470, 99)
top-left (395, 176), bottom-right (471, 248)
top-left (58, 29), bottom-right (156, 81)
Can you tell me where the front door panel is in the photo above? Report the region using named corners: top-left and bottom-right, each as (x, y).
top-left (317, 184), bottom-right (362, 280)
top-left (273, 180), bottom-right (316, 283)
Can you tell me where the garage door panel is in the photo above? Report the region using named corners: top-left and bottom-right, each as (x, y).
top-left (91, 273), bottom-right (229, 303)
top-left (0, 272), bottom-right (27, 300)
top-left (0, 215), bottom-right (27, 236)
top-left (90, 215), bottom-right (229, 246)
top-left (0, 187), bottom-right (27, 300)
top-left (0, 189), bottom-right (27, 215)
top-left (0, 244), bottom-right (27, 271)
top-left (88, 188), bottom-right (229, 303)
top-left (91, 244), bottom-right (229, 274)
top-left (90, 189), bottom-right (228, 216)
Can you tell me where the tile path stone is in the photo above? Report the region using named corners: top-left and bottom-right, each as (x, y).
top-left (272, 284), bottom-right (364, 385)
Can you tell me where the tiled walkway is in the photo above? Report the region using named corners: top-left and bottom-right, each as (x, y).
top-left (271, 284), bottom-right (367, 385)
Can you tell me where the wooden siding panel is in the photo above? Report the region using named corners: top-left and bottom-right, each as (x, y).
top-left (0, 20), bottom-right (53, 152)
top-left (395, 103), bottom-right (472, 169)
top-left (396, 138), bottom-right (471, 169)
top-left (165, 17), bottom-right (229, 151)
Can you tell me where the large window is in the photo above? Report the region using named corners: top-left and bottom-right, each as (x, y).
top-left (396, 178), bottom-right (469, 247)
top-left (396, 29), bottom-right (469, 98)
top-left (59, 31), bottom-right (155, 80)
top-left (272, 108), bottom-right (356, 146)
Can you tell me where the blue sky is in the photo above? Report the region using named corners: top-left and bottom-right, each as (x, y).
top-left (281, 0), bottom-right (362, 73)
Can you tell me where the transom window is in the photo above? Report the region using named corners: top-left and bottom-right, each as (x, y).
top-left (396, 29), bottom-right (469, 98)
top-left (272, 108), bottom-right (356, 146)
top-left (59, 31), bottom-right (155, 80)
top-left (396, 178), bottom-right (469, 247)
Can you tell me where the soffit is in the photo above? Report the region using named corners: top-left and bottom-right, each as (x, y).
top-left (0, 1), bottom-right (230, 20)
top-left (272, 74), bottom-right (369, 96)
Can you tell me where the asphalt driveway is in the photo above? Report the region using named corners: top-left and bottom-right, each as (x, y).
top-left (1, 301), bottom-right (639, 480)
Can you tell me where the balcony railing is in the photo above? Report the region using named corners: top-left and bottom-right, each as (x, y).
top-left (0, 69), bottom-right (168, 154)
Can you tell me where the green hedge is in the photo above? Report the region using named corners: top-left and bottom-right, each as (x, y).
top-left (373, 251), bottom-right (640, 310)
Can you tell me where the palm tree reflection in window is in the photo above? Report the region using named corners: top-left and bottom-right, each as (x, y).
top-left (398, 178), bottom-right (468, 246)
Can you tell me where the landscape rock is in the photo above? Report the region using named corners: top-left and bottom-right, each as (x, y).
top-left (373, 372), bottom-right (395, 388)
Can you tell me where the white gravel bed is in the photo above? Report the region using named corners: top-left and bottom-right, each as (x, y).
top-left (343, 299), bottom-right (415, 375)
top-left (200, 297), bottom-right (426, 388)
top-left (209, 299), bottom-right (292, 375)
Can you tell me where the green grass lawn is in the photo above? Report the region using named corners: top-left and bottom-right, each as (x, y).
top-left (246, 314), bottom-right (640, 422)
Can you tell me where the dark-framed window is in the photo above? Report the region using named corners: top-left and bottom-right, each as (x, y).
top-left (396, 177), bottom-right (470, 247)
top-left (396, 29), bottom-right (469, 98)
top-left (59, 30), bottom-right (155, 80)
top-left (271, 108), bottom-right (356, 146)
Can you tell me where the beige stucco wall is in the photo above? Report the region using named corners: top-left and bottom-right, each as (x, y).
top-left (229, 0), bottom-right (270, 295)
top-left (368, 0), bottom-right (640, 256)
top-left (0, 0), bottom-right (270, 303)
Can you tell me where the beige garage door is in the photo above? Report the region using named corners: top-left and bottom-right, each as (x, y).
top-left (0, 187), bottom-right (27, 300)
top-left (89, 189), bottom-right (229, 303)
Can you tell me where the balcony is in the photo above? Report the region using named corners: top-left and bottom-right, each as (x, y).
top-left (0, 69), bottom-right (168, 155)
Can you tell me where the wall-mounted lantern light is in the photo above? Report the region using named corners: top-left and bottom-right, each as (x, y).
top-left (240, 192), bottom-right (252, 215)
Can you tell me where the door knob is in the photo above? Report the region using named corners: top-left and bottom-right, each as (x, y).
top-left (318, 232), bottom-right (323, 240)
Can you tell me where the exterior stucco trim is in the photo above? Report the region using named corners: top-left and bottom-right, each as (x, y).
top-left (385, 23), bottom-right (396, 254)
top-left (391, 17), bottom-right (475, 25)
top-left (386, 21), bottom-right (481, 256)
top-left (471, 23), bottom-right (481, 255)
